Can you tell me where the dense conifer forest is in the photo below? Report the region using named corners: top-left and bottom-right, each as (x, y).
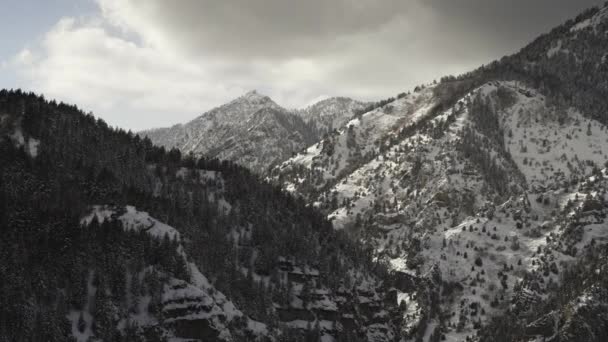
top-left (0, 90), bottom-right (398, 341)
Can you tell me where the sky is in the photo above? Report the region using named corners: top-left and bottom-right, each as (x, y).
top-left (0, 0), bottom-right (604, 131)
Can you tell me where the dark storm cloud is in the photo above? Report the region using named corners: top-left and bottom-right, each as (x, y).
top-left (100, 0), bottom-right (415, 59)
top-left (420, 0), bottom-right (604, 53)
top-left (101, 0), bottom-right (603, 61)
top-left (14, 0), bottom-right (606, 130)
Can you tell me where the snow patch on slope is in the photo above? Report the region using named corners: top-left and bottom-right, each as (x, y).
top-left (82, 205), bottom-right (181, 240)
top-left (571, 6), bottom-right (608, 32)
top-left (10, 128), bottom-right (40, 158)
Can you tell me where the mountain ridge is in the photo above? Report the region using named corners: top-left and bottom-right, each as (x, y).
top-left (139, 91), bottom-right (366, 174)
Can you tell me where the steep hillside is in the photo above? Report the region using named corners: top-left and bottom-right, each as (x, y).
top-left (271, 3), bottom-right (608, 341)
top-left (0, 89), bottom-right (404, 342)
top-left (276, 79), bottom-right (608, 341)
top-left (271, 86), bottom-right (437, 199)
top-left (296, 97), bottom-right (369, 136)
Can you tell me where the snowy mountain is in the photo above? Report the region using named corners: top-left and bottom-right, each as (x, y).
top-left (141, 91), bottom-right (364, 174)
top-left (296, 97), bottom-right (369, 136)
top-left (3, 3), bottom-right (608, 342)
top-left (272, 86), bottom-right (437, 197)
top-left (271, 4), bottom-right (608, 341)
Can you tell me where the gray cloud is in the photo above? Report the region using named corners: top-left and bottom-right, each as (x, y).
top-left (13, 0), bottom-right (605, 130)
top-left (99, 0), bottom-right (416, 59)
top-left (101, 0), bottom-right (602, 60)
top-left (420, 0), bottom-right (603, 53)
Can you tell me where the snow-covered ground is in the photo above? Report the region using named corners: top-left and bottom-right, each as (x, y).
top-left (275, 85), bottom-right (438, 193)
top-left (278, 80), bottom-right (608, 341)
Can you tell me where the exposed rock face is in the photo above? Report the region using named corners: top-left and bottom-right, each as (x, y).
top-left (162, 280), bottom-right (224, 341)
top-left (78, 206), bottom-right (263, 341)
top-left (525, 314), bottom-right (557, 338)
top-left (272, 259), bottom-right (400, 341)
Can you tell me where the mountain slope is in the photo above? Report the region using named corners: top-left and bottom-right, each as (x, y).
top-left (271, 86), bottom-right (437, 199)
top-left (276, 79), bottom-right (608, 341)
top-left (140, 91), bottom-right (316, 174)
top-left (296, 97), bottom-right (369, 136)
top-left (141, 91), bottom-right (365, 174)
top-left (271, 3), bottom-right (608, 341)
top-left (0, 89), bottom-right (403, 341)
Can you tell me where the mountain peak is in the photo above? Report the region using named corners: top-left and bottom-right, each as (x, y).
top-left (240, 89), bottom-right (271, 102)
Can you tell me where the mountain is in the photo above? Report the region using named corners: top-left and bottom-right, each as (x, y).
top-left (4, 3), bottom-right (608, 342)
top-left (0, 90), bottom-right (405, 341)
top-left (296, 97), bottom-right (369, 136)
top-left (271, 4), bottom-right (608, 341)
top-left (272, 86), bottom-right (436, 198)
top-left (140, 91), bottom-right (364, 174)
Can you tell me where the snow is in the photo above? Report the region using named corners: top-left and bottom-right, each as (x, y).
top-left (296, 96), bottom-right (369, 134)
top-left (400, 292), bottom-right (421, 332)
top-left (218, 198), bottom-right (232, 214)
top-left (247, 319), bottom-right (269, 336)
top-left (67, 272), bottom-right (97, 342)
top-left (274, 85), bottom-right (437, 192)
top-left (577, 222), bottom-right (608, 248)
top-left (570, 7), bottom-right (608, 32)
top-left (82, 205), bottom-right (180, 240)
top-left (10, 129), bottom-right (24, 146)
top-left (27, 138), bottom-right (39, 157)
top-left (320, 333), bottom-right (335, 342)
top-left (308, 295), bottom-right (339, 311)
top-left (499, 83), bottom-right (608, 188)
top-left (10, 128), bottom-right (40, 158)
top-left (279, 79), bottom-right (608, 340)
top-left (423, 321), bottom-right (439, 341)
top-left (288, 141), bottom-right (323, 168)
top-left (80, 205), bottom-right (268, 339)
top-left (122, 206), bottom-right (181, 240)
top-left (187, 261), bottom-right (213, 289)
top-left (141, 88), bottom-right (332, 173)
top-left (547, 39), bottom-right (563, 58)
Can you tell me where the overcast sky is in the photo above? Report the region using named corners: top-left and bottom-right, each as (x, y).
top-left (0, 0), bottom-right (603, 130)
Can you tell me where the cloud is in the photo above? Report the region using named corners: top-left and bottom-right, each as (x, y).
top-left (12, 0), bottom-right (604, 130)
top-left (14, 16), bottom-right (258, 130)
top-left (14, 48), bottom-right (35, 65)
top-left (96, 0), bottom-right (415, 59)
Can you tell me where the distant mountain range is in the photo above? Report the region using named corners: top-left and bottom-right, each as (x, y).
top-left (140, 91), bottom-right (367, 174)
